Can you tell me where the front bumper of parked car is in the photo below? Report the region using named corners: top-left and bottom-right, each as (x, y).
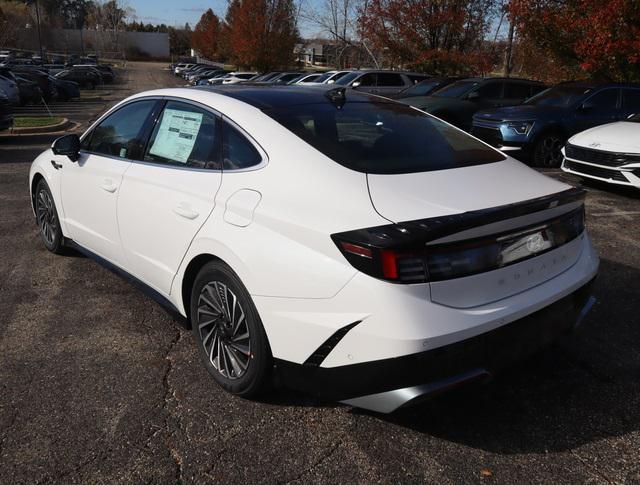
top-left (561, 144), bottom-right (640, 188)
top-left (471, 117), bottom-right (536, 152)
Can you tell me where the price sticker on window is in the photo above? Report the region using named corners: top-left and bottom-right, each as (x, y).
top-left (149, 108), bottom-right (203, 163)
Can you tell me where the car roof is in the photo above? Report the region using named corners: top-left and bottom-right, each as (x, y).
top-left (193, 84), bottom-right (386, 110)
top-left (555, 81), bottom-right (640, 89)
top-left (448, 77), bottom-right (545, 84)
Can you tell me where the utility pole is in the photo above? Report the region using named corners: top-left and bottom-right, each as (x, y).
top-left (503, 17), bottom-right (515, 77)
top-left (33, 0), bottom-right (45, 64)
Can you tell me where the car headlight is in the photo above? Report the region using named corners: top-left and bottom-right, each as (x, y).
top-left (506, 121), bottom-right (534, 135)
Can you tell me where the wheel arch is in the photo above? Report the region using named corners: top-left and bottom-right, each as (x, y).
top-left (30, 171), bottom-right (46, 216)
top-left (180, 253), bottom-right (223, 328)
top-left (531, 124), bottom-right (568, 146)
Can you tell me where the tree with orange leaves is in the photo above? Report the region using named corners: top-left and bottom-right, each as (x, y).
top-left (227, 0), bottom-right (299, 71)
top-left (192, 8), bottom-right (222, 61)
top-left (357, 0), bottom-right (499, 74)
top-left (509, 0), bottom-right (640, 81)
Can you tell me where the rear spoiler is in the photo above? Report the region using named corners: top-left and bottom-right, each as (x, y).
top-left (333, 187), bottom-right (586, 250)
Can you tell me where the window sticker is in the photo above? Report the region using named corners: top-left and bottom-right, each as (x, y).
top-left (149, 108), bottom-right (203, 163)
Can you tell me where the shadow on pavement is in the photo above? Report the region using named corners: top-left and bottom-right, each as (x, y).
top-left (368, 258), bottom-right (639, 453)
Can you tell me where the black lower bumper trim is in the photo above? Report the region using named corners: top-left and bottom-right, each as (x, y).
top-left (274, 278), bottom-right (596, 402)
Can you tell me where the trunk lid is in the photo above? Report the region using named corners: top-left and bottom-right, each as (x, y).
top-left (367, 159), bottom-right (569, 223)
top-left (366, 159), bottom-right (586, 308)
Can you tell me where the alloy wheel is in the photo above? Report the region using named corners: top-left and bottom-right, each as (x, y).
top-left (197, 281), bottom-right (251, 380)
top-left (538, 135), bottom-right (564, 167)
top-left (36, 188), bottom-right (57, 246)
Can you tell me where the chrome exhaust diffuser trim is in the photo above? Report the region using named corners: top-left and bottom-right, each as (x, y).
top-left (340, 368), bottom-right (492, 413)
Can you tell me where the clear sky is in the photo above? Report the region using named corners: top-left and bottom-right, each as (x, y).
top-left (130, 0), bottom-right (228, 27)
top-left (130, 0), bottom-right (319, 36)
top-left (129, 0), bottom-right (505, 40)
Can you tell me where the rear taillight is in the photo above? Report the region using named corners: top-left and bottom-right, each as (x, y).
top-left (332, 205), bottom-right (585, 284)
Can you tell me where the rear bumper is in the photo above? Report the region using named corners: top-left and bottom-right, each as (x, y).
top-left (274, 278), bottom-right (596, 413)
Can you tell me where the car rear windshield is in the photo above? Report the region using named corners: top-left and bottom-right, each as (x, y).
top-left (334, 72), bottom-right (361, 86)
top-left (432, 80), bottom-right (479, 98)
top-left (264, 100), bottom-right (506, 174)
top-left (525, 86), bottom-right (592, 107)
top-left (402, 79), bottom-right (443, 97)
top-left (313, 72), bottom-right (335, 83)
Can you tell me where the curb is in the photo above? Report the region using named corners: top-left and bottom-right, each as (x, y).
top-left (0, 121), bottom-right (82, 143)
top-left (8, 118), bottom-right (71, 135)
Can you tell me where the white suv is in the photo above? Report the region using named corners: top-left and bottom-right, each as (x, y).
top-left (29, 86), bottom-right (599, 412)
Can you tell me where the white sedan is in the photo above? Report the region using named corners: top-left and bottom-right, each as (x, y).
top-left (29, 86), bottom-right (599, 412)
top-left (562, 114), bottom-right (640, 189)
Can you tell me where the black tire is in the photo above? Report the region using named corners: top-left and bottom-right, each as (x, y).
top-left (190, 261), bottom-right (271, 397)
top-left (34, 179), bottom-right (65, 254)
top-left (533, 132), bottom-right (565, 167)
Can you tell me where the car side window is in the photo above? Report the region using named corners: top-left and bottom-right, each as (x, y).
top-left (356, 73), bottom-right (376, 87)
top-left (377, 73), bottom-right (404, 87)
top-left (504, 82), bottom-right (531, 99)
top-left (85, 100), bottom-right (156, 159)
top-left (585, 89), bottom-right (619, 109)
top-left (475, 81), bottom-right (503, 99)
top-left (622, 89), bottom-right (640, 111)
top-left (144, 101), bottom-right (221, 170)
top-left (223, 121), bottom-right (262, 170)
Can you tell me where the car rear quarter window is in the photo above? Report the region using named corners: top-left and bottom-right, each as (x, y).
top-left (377, 73), bottom-right (404, 87)
top-left (222, 121), bottom-right (262, 170)
top-left (144, 100), bottom-right (221, 170)
top-left (265, 101), bottom-right (506, 174)
top-left (585, 89), bottom-right (618, 109)
top-left (356, 73), bottom-right (376, 87)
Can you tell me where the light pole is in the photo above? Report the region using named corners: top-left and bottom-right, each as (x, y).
top-left (32, 0), bottom-right (45, 64)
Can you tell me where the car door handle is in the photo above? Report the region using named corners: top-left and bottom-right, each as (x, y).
top-left (100, 181), bottom-right (118, 193)
top-left (173, 205), bottom-right (199, 220)
top-left (51, 160), bottom-right (62, 170)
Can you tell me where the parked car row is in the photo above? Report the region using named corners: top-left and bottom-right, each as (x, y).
top-left (0, 63), bottom-right (115, 105)
top-left (0, 65), bottom-right (81, 106)
top-left (0, 58), bottom-right (116, 131)
top-left (168, 63), bottom-right (640, 189)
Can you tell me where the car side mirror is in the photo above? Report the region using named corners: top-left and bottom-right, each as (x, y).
top-left (467, 91), bottom-right (480, 100)
top-left (52, 134), bottom-right (80, 161)
top-left (351, 81), bottom-right (361, 88)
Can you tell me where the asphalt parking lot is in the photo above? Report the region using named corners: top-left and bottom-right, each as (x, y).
top-left (1, 62), bottom-right (639, 484)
